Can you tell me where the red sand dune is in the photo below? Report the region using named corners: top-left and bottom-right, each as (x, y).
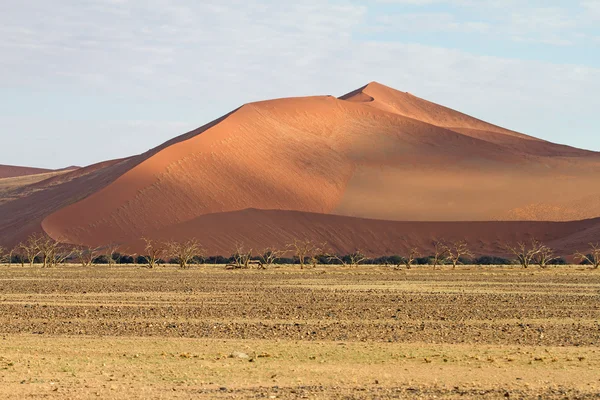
top-left (2, 82), bottom-right (600, 256)
top-left (124, 209), bottom-right (600, 258)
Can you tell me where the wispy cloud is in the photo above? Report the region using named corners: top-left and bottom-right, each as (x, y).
top-left (375, 13), bottom-right (490, 33)
top-left (0, 0), bottom-right (598, 168)
top-left (372, 1), bottom-right (598, 47)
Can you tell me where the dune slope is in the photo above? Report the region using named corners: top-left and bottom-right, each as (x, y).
top-left (121, 208), bottom-right (600, 257)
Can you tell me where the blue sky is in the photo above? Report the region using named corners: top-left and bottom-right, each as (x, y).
top-left (1, 0), bottom-right (599, 168)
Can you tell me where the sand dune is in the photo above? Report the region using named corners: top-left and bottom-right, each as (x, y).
top-left (0, 164), bottom-right (54, 179)
top-left (2, 82), bottom-right (600, 255)
top-left (120, 208), bottom-right (600, 257)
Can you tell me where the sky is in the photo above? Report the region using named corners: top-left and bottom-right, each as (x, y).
top-left (1, 0), bottom-right (599, 169)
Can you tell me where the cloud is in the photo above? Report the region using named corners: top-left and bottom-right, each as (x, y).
top-left (0, 0), bottom-right (598, 168)
top-left (372, 1), bottom-right (597, 46)
top-left (375, 13), bottom-right (490, 33)
top-left (0, 0), bottom-right (367, 98)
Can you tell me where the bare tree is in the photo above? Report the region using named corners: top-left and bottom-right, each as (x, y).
top-left (7, 246), bottom-right (19, 267)
top-left (431, 240), bottom-right (447, 269)
top-left (289, 239), bottom-right (324, 269)
top-left (574, 243), bottom-right (600, 269)
top-left (19, 235), bottom-right (41, 267)
top-left (398, 248), bottom-right (420, 269)
top-left (229, 242), bottom-right (253, 269)
top-left (142, 237), bottom-right (166, 268)
top-left (0, 246), bottom-right (5, 265)
top-left (443, 241), bottom-right (474, 269)
top-left (327, 250), bottom-right (367, 267)
top-left (102, 243), bottom-right (120, 266)
top-left (347, 251), bottom-right (367, 267)
top-left (11, 245), bottom-right (24, 267)
top-left (36, 235), bottom-right (73, 268)
top-left (167, 239), bottom-right (202, 269)
top-left (535, 245), bottom-right (559, 268)
top-left (73, 246), bottom-right (101, 267)
top-left (505, 240), bottom-right (543, 269)
top-left (259, 247), bottom-right (285, 269)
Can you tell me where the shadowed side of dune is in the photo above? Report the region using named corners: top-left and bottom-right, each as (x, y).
top-left (112, 208), bottom-right (600, 257)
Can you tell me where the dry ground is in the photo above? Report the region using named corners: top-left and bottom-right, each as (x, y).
top-left (0, 264), bottom-right (599, 399)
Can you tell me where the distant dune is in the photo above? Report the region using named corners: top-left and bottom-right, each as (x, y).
top-left (2, 82), bottom-right (600, 256)
top-left (0, 164), bottom-right (54, 179)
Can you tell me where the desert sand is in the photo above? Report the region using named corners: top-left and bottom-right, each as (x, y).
top-left (0, 265), bottom-right (599, 399)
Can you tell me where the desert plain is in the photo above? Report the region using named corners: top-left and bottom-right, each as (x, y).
top-left (0, 263), bottom-right (599, 399)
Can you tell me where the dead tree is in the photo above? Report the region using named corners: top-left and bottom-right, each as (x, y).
top-left (505, 240), bottom-right (543, 269)
top-left (0, 246), bottom-right (5, 265)
top-left (574, 243), bottom-right (600, 269)
top-left (289, 239), bottom-right (324, 269)
top-left (36, 236), bottom-right (73, 268)
top-left (167, 239), bottom-right (202, 269)
top-left (36, 236), bottom-right (56, 268)
top-left (73, 246), bottom-right (101, 267)
top-left (102, 243), bottom-right (120, 266)
top-left (7, 246), bottom-right (19, 267)
top-left (142, 238), bottom-right (166, 269)
top-left (19, 235), bottom-right (41, 267)
top-left (443, 241), bottom-right (474, 269)
top-left (347, 251), bottom-right (367, 267)
top-left (534, 245), bottom-right (559, 268)
top-left (327, 250), bottom-right (367, 267)
top-left (431, 240), bottom-right (447, 269)
top-left (11, 245), bottom-right (24, 267)
top-left (228, 242), bottom-right (254, 269)
top-left (397, 248), bottom-right (420, 269)
top-left (259, 247), bottom-right (285, 269)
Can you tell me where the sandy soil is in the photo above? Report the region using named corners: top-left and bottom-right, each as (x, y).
top-left (0, 264), bottom-right (598, 399)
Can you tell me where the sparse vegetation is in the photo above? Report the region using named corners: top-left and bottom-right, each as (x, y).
top-left (505, 239), bottom-right (544, 269)
top-left (73, 246), bottom-right (101, 267)
top-left (258, 247), bottom-right (285, 269)
top-left (327, 250), bottom-right (368, 267)
top-left (228, 242), bottom-right (252, 269)
top-left (18, 235), bottom-right (42, 267)
top-left (102, 243), bottom-right (120, 266)
top-left (443, 240), bottom-right (474, 269)
top-left (574, 243), bottom-right (600, 269)
top-left (534, 244), bottom-right (559, 268)
top-left (35, 235), bottom-right (73, 268)
top-left (289, 239), bottom-right (324, 269)
top-left (167, 239), bottom-right (202, 269)
top-left (0, 235), bottom-right (594, 271)
top-left (430, 240), bottom-right (447, 269)
top-left (399, 248), bottom-right (420, 269)
top-left (141, 237), bottom-right (166, 268)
